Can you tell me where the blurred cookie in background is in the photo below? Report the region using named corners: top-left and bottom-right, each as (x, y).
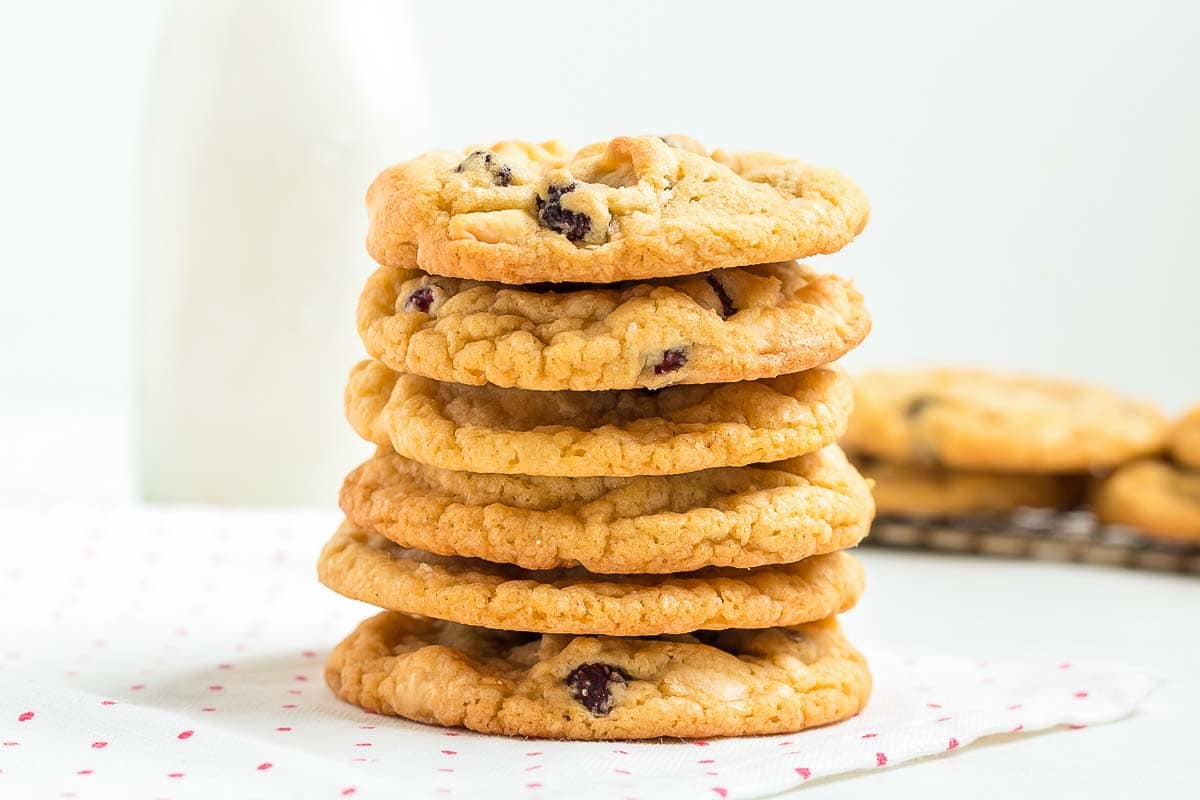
top-left (855, 458), bottom-right (1086, 518)
top-left (1092, 407), bottom-right (1200, 544)
top-left (846, 368), bottom-right (1199, 571)
top-left (843, 368), bottom-right (1168, 473)
top-left (1169, 406), bottom-right (1200, 470)
top-left (1092, 460), bottom-right (1200, 543)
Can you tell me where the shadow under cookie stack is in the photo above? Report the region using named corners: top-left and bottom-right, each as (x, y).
top-left (318, 135), bottom-right (876, 739)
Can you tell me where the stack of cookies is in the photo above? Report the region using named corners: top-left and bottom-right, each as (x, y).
top-left (1093, 406), bottom-right (1200, 544)
top-left (318, 135), bottom-right (877, 739)
top-left (843, 368), bottom-right (1168, 532)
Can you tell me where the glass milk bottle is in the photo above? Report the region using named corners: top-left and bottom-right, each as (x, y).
top-left (139, 0), bottom-right (430, 504)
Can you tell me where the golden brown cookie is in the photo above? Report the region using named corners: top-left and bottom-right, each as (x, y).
top-left (843, 368), bottom-right (1167, 472)
top-left (1170, 406), bottom-right (1200, 470)
top-left (317, 521), bottom-right (865, 636)
top-left (357, 258), bottom-right (869, 390)
top-left (1091, 459), bottom-right (1200, 542)
top-left (340, 445), bottom-right (873, 573)
top-left (326, 611), bottom-right (871, 740)
top-left (856, 458), bottom-right (1085, 517)
top-left (345, 359), bottom-right (852, 477)
top-left (366, 135), bottom-right (869, 284)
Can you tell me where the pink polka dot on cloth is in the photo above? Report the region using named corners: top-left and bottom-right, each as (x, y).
top-left (0, 507), bottom-right (1157, 799)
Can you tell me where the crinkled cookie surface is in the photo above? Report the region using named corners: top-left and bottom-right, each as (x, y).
top-left (366, 135), bottom-right (869, 284)
top-left (345, 359), bottom-right (853, 477)
top-left (317, 521), bottom-right (865, 636)
top-left (326, 611), bottom-right (871, 739)
top-left (358, 258), bottom-right (869, 390)
top-left (340, 445), bottom-right (873, 573)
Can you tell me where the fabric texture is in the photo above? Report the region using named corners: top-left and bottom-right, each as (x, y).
top-left (0, 507), bottom-right (1155, 799)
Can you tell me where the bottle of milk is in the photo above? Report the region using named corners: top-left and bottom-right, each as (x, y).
top-left (139, 0), bottom-right (430, 505)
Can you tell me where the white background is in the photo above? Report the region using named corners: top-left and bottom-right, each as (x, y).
top-left (1, 0), bottom-right (1198, 504)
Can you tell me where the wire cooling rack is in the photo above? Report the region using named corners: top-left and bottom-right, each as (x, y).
top-left (866, 508), bottom-right (1200, 574)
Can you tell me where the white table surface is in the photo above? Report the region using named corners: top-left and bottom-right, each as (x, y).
top-left (815, 549), bottom-right (1199, 797)
top-left (2, 413), bottom-right (1198, 796)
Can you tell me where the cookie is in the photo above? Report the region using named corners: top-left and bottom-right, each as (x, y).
top-left (843, 368), bottom-right (1167, 473)
top-left (357, 258), bottom-right (869, 391)
top-left (340, 445), bottom-right (874, 573)
top-left (326, 611), bottom-right (871, 740)
top-left (365, 135), bottom-right (869, 284)
top-left (1170, 406), bottom-right (1200, 470)
top-left (345, 359), bottom-right (852, 477)
top-left (1091, 459), bottom-right (1200, 542)
top-left (856, 458), bottom-right (1085, 517)
top-left (317, 521), bottom-right (865, 636)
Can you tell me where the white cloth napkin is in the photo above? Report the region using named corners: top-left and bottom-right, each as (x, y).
top-left (0, 507), bottom-right (1155, 799)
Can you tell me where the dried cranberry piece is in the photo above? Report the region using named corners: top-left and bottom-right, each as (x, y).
top-left (705, 275), bottom-right (736, 318)
top-left (565, 663), bottom-right (628, 716)
top-left (904, 395), bottom-right (939, 419)
top-left (536, 183), bottom-right (592, 242)
top-left (404, 287), bottom-right (435, 313)
top-left (653, 347), bottom-right (689, 375)
top-left (455, 150), bottom-right (513, 186)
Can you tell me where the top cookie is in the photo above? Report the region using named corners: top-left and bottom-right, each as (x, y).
top-left (842, 368), bottom-right (1167, 473)
top-left (358, 257), bottom-right (870, 391)
top-left (366, 135), bottom-right (870, 284)
top-left (1170, 406), bottom-right (1200, 470)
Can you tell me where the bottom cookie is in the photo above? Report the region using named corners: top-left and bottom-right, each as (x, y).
top-left (1092, 459), bottom-right (1200, 542)
top-left (326, 611), bottom-right (871, 740)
